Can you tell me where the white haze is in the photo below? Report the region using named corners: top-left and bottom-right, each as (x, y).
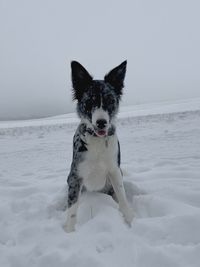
top-left (0, 0), bottom-right (200, 120)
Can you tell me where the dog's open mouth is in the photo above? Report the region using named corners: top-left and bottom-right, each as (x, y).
top-left (95, 130), bottom-right (107, 137)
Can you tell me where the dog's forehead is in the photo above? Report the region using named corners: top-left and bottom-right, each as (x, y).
top-left (90, 80), bottom-right (112, 95)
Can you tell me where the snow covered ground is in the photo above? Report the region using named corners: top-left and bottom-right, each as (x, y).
top-left (0, 100), bottom-right (200, 267)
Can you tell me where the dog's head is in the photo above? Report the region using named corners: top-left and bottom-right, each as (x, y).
top-left (71, 61), bottom-right (127, 137)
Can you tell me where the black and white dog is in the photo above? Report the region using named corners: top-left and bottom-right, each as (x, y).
top-left (64, 61), bottom-right (134, 232)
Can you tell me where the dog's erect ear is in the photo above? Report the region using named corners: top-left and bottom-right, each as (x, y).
top-left (71, 61), bottom-right (93, 101)
top-left (104, 61), bottom-right (127, 96)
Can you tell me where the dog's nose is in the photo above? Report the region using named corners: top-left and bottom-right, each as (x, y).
top-left (96, 119), bottom-right (107, 129)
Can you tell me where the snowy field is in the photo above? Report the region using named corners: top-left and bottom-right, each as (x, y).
top-left (0, 100), bottom-right (200, 267)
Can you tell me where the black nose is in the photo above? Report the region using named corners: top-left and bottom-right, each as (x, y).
top-left (96, 119), bottom-right (107, 129)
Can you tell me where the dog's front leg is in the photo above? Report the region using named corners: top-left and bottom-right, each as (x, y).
top-left (64, 175), bottom-right (83, 233)
top-left (109, 168), bottom-right (134, 225)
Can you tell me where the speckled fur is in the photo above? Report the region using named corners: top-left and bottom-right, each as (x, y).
top-left (64, 61), bottom-right (134, 232)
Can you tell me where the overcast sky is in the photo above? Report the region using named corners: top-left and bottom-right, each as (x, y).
top-left (0, 0), bottom-right (200, 120)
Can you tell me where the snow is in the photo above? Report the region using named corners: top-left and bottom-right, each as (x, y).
top-left (1, 100), bottom-right (200, 267)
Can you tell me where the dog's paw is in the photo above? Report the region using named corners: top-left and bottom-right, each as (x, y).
top-left (120, 205), bottom-right (134, 226)
top-left (63, 222), bottom-right (75, 233)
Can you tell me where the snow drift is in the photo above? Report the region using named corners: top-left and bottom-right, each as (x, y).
top-left (0, 100), bottom-right (200, 267)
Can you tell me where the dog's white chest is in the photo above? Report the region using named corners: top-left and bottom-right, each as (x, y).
top-left (78, 135), bottom-right (117, 191)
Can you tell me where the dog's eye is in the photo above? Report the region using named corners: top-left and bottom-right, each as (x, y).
top-left (109, 99), bottom-right (115, 105)
top-left (107, 98), bottom-right (115, 106)
top-left (84, 99), bottom-right (92, 111)
top-left (92, 96), bottom-right (96, 102)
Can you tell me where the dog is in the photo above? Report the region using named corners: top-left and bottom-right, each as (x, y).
top-left (64, 60), bottom-right (134, 232)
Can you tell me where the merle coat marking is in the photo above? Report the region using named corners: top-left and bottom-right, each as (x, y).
top-left (64, 61), bottom-right (134, 232)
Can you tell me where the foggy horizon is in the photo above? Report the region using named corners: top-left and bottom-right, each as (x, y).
top-left (1, 0), bottom-right (200, 120)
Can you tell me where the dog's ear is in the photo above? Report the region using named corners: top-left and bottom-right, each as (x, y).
top-left (71, 61), bottom-right (93, 101)
top-left (104, 60), bottom-right (127, 97)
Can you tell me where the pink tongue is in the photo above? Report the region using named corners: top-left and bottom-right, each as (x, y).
top-left (97, 130), bottom-right (106, 137)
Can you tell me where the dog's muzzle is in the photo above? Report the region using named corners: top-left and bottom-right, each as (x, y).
top-left (95, 119), bottom-right (108, 137)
